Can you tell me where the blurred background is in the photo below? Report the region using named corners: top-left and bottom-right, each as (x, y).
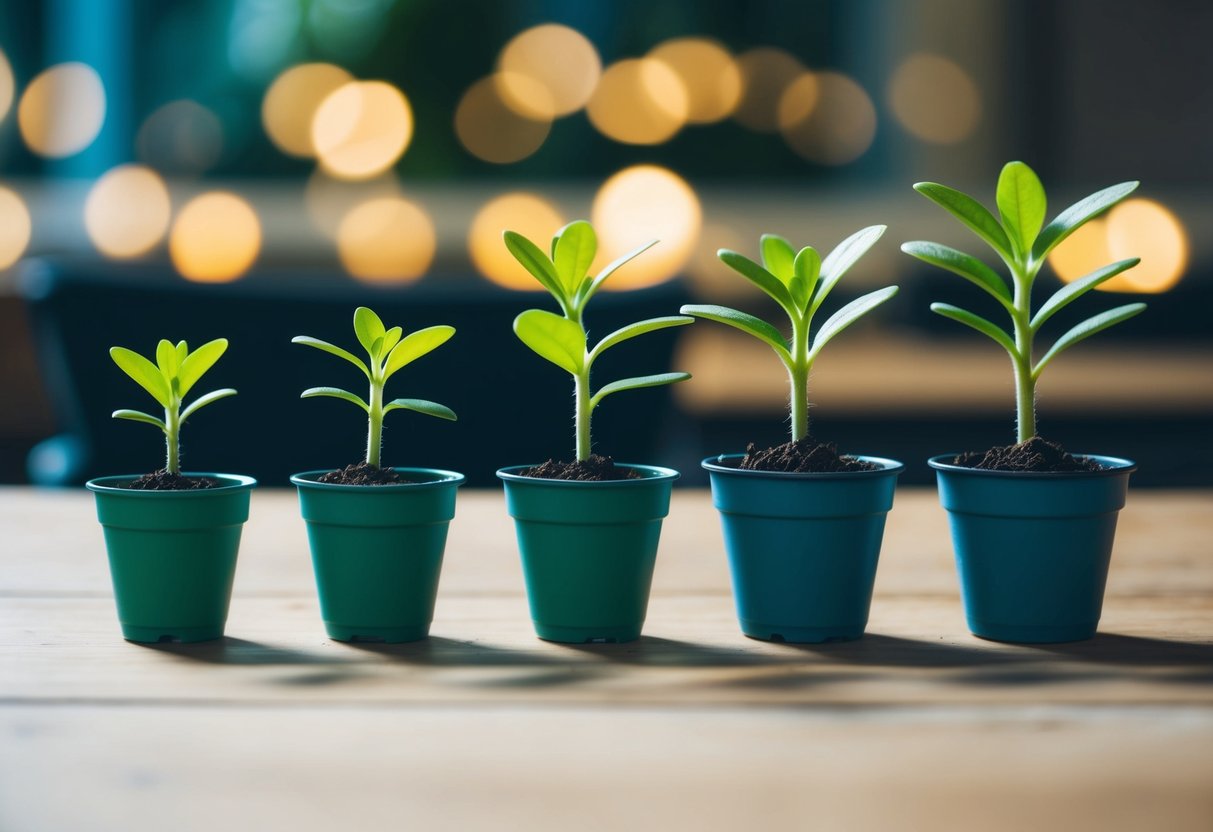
top-left (0, 0), bottom-right (1209, 487)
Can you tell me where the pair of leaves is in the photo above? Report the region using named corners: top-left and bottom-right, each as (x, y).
top-left (110, 338), bottom-right (235, 433)
top-left (513, 308), bottom-right (693, 377)
top-left (299, 387), bottom-right (456, 421)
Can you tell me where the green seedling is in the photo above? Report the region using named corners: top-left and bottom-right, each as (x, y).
top-left (902, 161), bottom-right (1146, 442)
top-left (109, 339), bottom-right (236, 475)
top-left (293, 307), bottom-right (456, 468)
top-left (681, 228), bottom-right (898, 442)
top-left (503, 220), bottom-right (693, 462)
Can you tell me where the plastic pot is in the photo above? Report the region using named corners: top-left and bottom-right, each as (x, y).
top-left (929, 454), bottom-right (1137, 644)
top-left (497, 464), bottom-right (678, 643)
top-left (702, 454), bottom-right (904, 643)
top-left (87, 473), bottom-right (256, 643)
top-left (291, 468), bottom-right (465, 643)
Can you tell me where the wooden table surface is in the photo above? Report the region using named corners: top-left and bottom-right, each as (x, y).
top-left (2, 487), bottom-right (1211, 831)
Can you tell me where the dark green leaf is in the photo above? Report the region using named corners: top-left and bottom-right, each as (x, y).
top-left (590, 372), bottom-right (691, 409)
top-left (588, 316), bottom-right (693, 364)
top-left (300, 386), bottom-right (368, 411)
top-left (913, 183), bottom-right (1012, 258)
top-left (110, 347), bottom-right (171, 408)
top-left (808, 286), bottom-right (899, 361)
top-left (930, 303), bottom-right (1018, 357)
top-left (996, 161), bottom-right (1047, 256)
top-left (679, 303), bottom-right (790, 362)
top-left (901, 241), bottom-right (1012, 308)
top-left (1033, 303), bottom-right (1146, 378)
top-left (1031, 181), bottom-right (1140, 262)
top-left (291, 336), bottom-right (371, 380)
top-left (385, 398), bottom-right (457, 420)
top-left (513, 309), bottom-right (585, 374)
top-left (1031, 258), bottom-right (1140, 331)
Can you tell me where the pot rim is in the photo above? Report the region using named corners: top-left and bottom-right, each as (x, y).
top-left (701, 453), bottom-right (904, 479)
top-left (497, 462), bottom-right (679, 486)
top-left (86, 473), bottom-right (257, 495)
top-left (927, 453), bottom-right (1137, 477)
top-left (290, 467), bottom-right (466, 490)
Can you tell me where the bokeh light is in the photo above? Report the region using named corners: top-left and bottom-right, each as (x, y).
top-left (455, 75), bottom-right (551, 163)
top-left (305, 171), bottom-right (402, 239)
top-left (18, 63), bottom-right (106, 158)
top-left (262, 62), bottom-right (354, 157)
top-left (0, 186), bottom-right (31, 270)
top-left (84, 165), bottom-right (171, 259)
top-left (888, 53), bottom-right (981, 145)
top-left (779, 71), bottom-right (876, 165)
top-left (733, 47), bottom-right (803, 132)
top-left (312, 80), bottom-right (413, 180)
top-left (469, 193), bottom-right (565, 290)
top-left (169, 192), bottom-right (262, 283)
top-left (1048, 198), bottom-right (1188, 294)
top-left (336, 196), bottom-right (436, 284)
top-left (1047, 218), bottom-right (1111, 285)
top-left (0, 49), bottom-right (14, 122)
top-left (136, 100), bottom-right (224, 175)
top-left (649, 38), bottom-right (742, 124)
top-left (587, 58), bottom-right (688, 145)
top-left (497, 24), bottom-right (601, 119)
top-left (591, 165), bottom-right (701, 289)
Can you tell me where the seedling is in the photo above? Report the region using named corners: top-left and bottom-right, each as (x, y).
top-left (681, 228), bottom-right (898, 442)
top-left (503, 220), bottom-right (692, 462)
top-left (109, 339), bottom-right (236, 474)
top-left (903, 161), bottom-right (1146, 442)
top-left (293, 307), bottom-right (456, 468)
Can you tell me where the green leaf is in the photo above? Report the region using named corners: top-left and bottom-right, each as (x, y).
top-left (930, 303), bottom-right (1018, 357)
top-left (513, 309), bottom-right (585, 374)
top-left (813, 225), bottom-right (886, 315)
top-left (590, 372), bottom-right (690, 409)
top-left (808, 286), bottom-right (899, 362)
top-left (1031, 181), bottom-right (1140, 263)
top-left (383, 325), bottom-right (456, 379)
top-left (110, 346), bottom-right (171, 408)
top-left (1031, 258), bottom-right (1140, 331)
top-left (175, 341), bottom-right (188, 367)
top-left (300, 386), bottom-right (368, 412)
top-left (717, 249), bottom-right (793, 311)
top-left (900, 241), bottom-right (1012, 309)
top-left (385, 398), bottom-right (458, 420)
top-left (291, 336), bottom-right (371, 380)
top-left (504, 230), bottom-right (565, 300)
top-left (760, 234), bottom-right (795, 282)
top-left (112, 409), bottom-right (167, 432)
top-left (380, 326), bottom-right (403, 357)
top-left (790, 246), bottom-right (821, 310)
top-left (353, 307), bottom-right (386, 356)
top-left (588, 315), bottom-right (693, 364)
top-left (178, 338), bottom-right (229, 397)
top-left (577, 239), bottom-right (658, 306)
top-left (913, 183), bottom-right (1012, 258)
top-left (553, 220), bottom-right (597, 296)
top-left (155, 339), bottom-right (178, 381)
top-left (996, 161), bottom-right (1047, 256)
top-left (180, 388), bottom-right (236, 422)
top-left (1033, 303), bottom-right (1146, 379)
top-left (679, 303), bottom-right (790, 363)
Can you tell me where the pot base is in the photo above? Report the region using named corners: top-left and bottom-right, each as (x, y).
top-left (741, 620), bottom-right (864, 644)
top-left (969, 620), bottom-right (1097, 644)
top-left (534, 623), bottom-right (641, 644)
top-left (325, 624), bottom-right (430, 644)
top-left (122, 624), bottom-right (224, 644)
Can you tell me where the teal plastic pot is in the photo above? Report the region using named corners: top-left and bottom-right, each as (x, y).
top-left (930, 454), bottom-right (1136, 644)
top-left (497, 464), bottom-right (678, 643)
top-left (86, 473), bottom-right (256, 643)
top-left (291, 468), bottom-right (464, 643)
top-left (703, 454), bottom-right (903, 643)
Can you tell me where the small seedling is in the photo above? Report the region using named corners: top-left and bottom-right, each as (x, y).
top-left (902, 161), bottom-right (1146, 442)
top-left (293, 307), bottom-right (456, 468)
top-left (109, 339), bottom-right (236, 474)
top-left (681, 228), bottom-right (898, 442)
top-left (503, 220), bottom-right (693, 462)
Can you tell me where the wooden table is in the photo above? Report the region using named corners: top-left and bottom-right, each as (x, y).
top-left (2, 487), bottom-right (1211, 831)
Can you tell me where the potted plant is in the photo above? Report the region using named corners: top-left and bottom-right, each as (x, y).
top-left (903, 161), bottom-right (1145, 643)
top-left (681, 228), bottom-right (903, 642)
top-left (290, 307), bottom-right (464, 643)
top-left (497, 220), bottom-right (693, 643)
top-left (86, 338), bottom-right (254, 643)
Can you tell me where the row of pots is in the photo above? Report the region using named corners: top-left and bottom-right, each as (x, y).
top-left (87, 451), bottom-right (1136, 647)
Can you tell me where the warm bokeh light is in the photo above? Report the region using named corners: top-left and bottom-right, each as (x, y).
top-left (0, 186), bottom-right (31, 270)
top-left (84, 165), bottom-right (171, 259)
top-left (1048, 199), bottom-right (1188, 294)
top-left (305, 171), bottom-right (402, 239)
top-left (18, 62), bottom-right (106, 158)
top-left (685, 222), bottom-right (748, 297)
top-left (262, 62), bottom-right (353, 157)
top-left (587, 58), bottom-right (688, 145)
top-left (0, 49), bottom-right (14, 122)
top-left (888, 53), bottom-right (981, 145)
top-left (497, 24), bottom-right (601, 119)
top-left (649, 38), bottom-right (742, 124)
top-left (1047, 218), bottom-right (1110, 284)
top-left (779, 71), bottom-right (876, 165)
top-left (733, 47), bottom-right (803, 132)
top-left (136, 100), bottom-right (223, 175)
top-left (336, 197), bottom-right (436, 284)
top-left (312, 80), bottom-right (413, 180)
top-left (169, 192), bottom-right (261, 283)
top-left (591, 165), bottom-right (701, 289)
top-left (469, 193), bottom-right (565, 290)
top-left (455, 75), bottom-right (551, 163)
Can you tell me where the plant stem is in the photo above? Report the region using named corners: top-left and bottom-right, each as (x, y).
top-left (1011, 263), bottom-right (1037, 443)
top-left (165, 400), bottom-right (180, 475)
top-left (574, 368), bottom-right (591, 461)
top-left (788, 315), bottom-right (810, 442)
top-left (366, 376), bottom-right (384, 468)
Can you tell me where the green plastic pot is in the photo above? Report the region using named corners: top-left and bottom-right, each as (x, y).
top-left (497, 464), bottom-right (678, 644)
top-left (291, 468), bottom-right (465, 643)
top-left (87, 473), bottom-right (256, 643)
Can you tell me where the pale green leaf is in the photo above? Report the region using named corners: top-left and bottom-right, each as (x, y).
top-left (380, 326), bottom-right (403, 357)
top-left (1032, 258), bottom-right (1140, 331)
top-left (679, 303), bottom-right (790, 363)
top-left (155, 339), bottom-right (178, 380)
top-left (110, 346), bottom-right (171, 408)
top-left (901, 241), bottom-right (1012, 309)
top-left (353, 307), bottom-right (386, 356)
top-left (808, 286), bottom-right (899, 362)
top-left (553, 220), bottom-right (597, 296)
top-left (717, 249), bottom-right (793, 311)
top-left (760, 234), bottom-right (795, 282)
top-left (791, 246), bottom-right (821, 310)
top-left (1033, 303), bottom-right (1146, 378)
top-left (1031, 181), bottom-right (1140, 262)
top-left (291, 336), bottom-right (371, 380)
top-left (300, 386), bottom-right (368, 411)
top-left (590, 372), bottom-right (690, 409)
top-left (513, 309), bottom-right (585, 374)
top-left (996, 161), bottom-right (1047, 255)
top-left (112, 409), bottom-right (167, 432)
top-left (588, 315), bottom-right (693, 364)
top-left (384, 398), bottom-right (457, 420)
top-left (930, 303), bottom-right (1018, 357)
top-left (382, 325), bottom-right (455, 379)
top-left (504, 230), bottom-right (565, 300)
top-left (175, 340), bottom-right (188, 367)
top-left (178, 338), bottom-right (229, 397)
top-left (180, 388), bottom-right (237, 422)
top-left (913, 183), bottom-right (1012, 258)
top-left (577, 239), bottom-right (658, 307)
top-left (813, 225), bottom-right (886, 315)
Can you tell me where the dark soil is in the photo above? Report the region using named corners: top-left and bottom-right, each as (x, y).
top-left (318, 462), bottom-right (408, 485)
top-left (522, 454), bottom-right (641, 481)
top-left (123, 470), bottom-right (219, 490)
top-left (739, 438), bottom-right (877, 473)
top-left (952, 436), bottom-right (1104, 473)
